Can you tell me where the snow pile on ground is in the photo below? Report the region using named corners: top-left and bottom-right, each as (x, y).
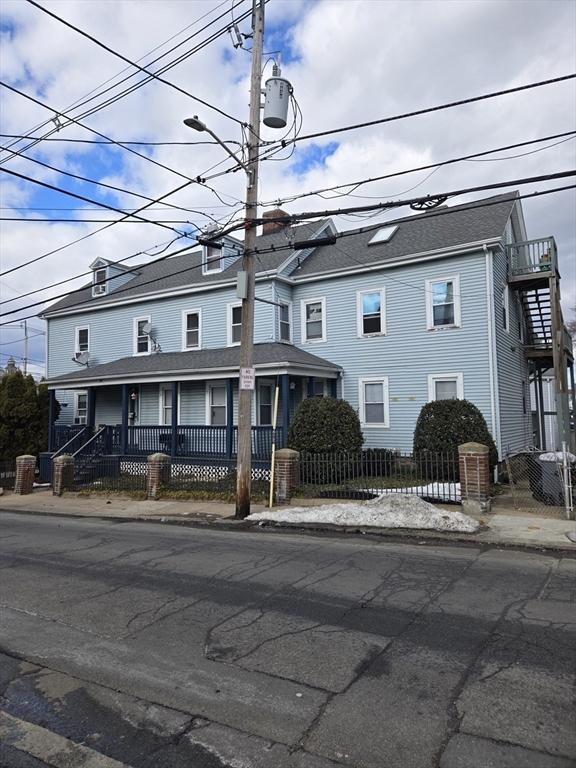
top-left (248, 493), bottom-right (480, 533)
top-left (372, 482), bottom-right (460, 502)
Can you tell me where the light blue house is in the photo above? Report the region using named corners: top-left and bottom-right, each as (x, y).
top-left (42, 191), bottom-right (574, 471)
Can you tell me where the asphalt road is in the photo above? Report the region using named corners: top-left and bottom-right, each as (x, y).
top-left (0, 513), bottom-right (574, 768)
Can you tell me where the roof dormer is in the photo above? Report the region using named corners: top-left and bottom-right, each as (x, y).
top-left (90, 258), bottom-right (109, 297)
top-left (202, 235), bottom-right (243, 276)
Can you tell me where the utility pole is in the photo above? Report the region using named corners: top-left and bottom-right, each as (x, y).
top-left (235, 0), bottom-right (264, 518)
top-left (22, 319), bottom-right (28, 375)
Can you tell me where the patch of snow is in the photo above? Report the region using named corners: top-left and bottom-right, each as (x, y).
top-left (371, 482), bottom-right (460, 502)
top-left (248, 493), bottom-right (480, 533)
top-left (539, 452), bottom-right (576, 462)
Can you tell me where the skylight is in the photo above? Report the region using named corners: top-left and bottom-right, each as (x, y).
top-left (368, 225), bottom-right (398, 245)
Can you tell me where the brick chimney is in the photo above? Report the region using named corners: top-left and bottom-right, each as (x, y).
top-left (262, 208), bottom-right (291, 236)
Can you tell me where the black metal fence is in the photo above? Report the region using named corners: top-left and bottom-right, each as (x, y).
top-left (297, 450), bottom-right (460, 503)
top-left (72, 455), bottom-right (270, 499)
top-left (0, 458), bottom-right (16, 490)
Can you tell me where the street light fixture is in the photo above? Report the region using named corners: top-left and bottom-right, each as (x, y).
top-left (183, 116), bottom-right (252, 180)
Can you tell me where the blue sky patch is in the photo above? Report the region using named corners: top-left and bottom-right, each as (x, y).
top-left (290, 142), bottom-right (339, 176)
top-left (264, 20), bottom-right (300, 66)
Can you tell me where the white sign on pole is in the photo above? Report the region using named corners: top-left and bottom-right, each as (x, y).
top-left (240, 367), bottom-right (255, 390)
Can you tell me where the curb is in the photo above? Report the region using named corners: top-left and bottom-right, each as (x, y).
top-left (2, 506), bottom-right (576, 555)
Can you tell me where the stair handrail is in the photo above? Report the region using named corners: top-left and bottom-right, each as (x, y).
top-left (72, 426), bottom-right (106, 459)
top-left (52, 426), bottom-right (90, 459)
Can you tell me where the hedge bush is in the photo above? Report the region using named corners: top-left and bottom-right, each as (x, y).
top-left (413, 398), bottom-right (498, 478)
top-left (288, 396), bottom-right (363, 454)
top-left (288, 397), bottom-right (363, 484)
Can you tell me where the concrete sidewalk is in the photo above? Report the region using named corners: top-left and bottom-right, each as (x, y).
top-left (1, 488), bottom-right (575, 552)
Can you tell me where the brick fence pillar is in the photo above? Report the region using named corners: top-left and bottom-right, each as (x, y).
top-left (147, 453), bottom-right (171, 500)
top-left (458, 442), bottom-right (491, 514)
top-left (274, 448), bottom-right (300, 504)
top-left (52, 455), bottom-right (75, 497)
top-left (14, 455), bottom-right (36, 495)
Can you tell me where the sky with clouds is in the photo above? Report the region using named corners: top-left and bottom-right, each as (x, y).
top-left (0, 0), bottom-right (575, 378)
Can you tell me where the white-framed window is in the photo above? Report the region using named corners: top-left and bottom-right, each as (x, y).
top-left (92, 267), bottom-right (107, 296)
top-left (159, 384), bottom-right (174, 426)
top-left (133, 316), bottom-right (151, 355)
top-left (277, 303), bottom-right (291, 342)
top-left (301, 297), bottom-right (326, 343)
top-left (425, 276), bottom-right (461, 330)
top-left (359, 378), bottom-right (389, 428)
top-left (182, 310), bottom-right (201, 350)
top-left (74, 392), bottom-right (88, 424)
top-left (427, 373), bottom-right (464, 402)
top-left (357, 288), bottom-right (386, 337)
top-left (75, 326), bottom-right (89, 354)
top-left (258, 381), bottom-right (274, 425)
top-left (227, 303), bottom-right (242, 346)
top-left (202, 245), bottom-right (222, 274)
top-left (502, 285), bottom-right (510, 333)
top-left (207, 383), bottom-right (227, 425)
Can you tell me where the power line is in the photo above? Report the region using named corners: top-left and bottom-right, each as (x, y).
top-left (231, 170), bottom-right (576, 232)
top-left (0, 218), bottom-right (203, 223)
top-left (0, 331), bottom-right (45, 345)
top-left (2, 183), bottom-right (573, 327)
top-left (1, 0), bottom-right (246, 157)
top-left (0, 166), bottom-right (190, 237)
top-left (25, 0), bottom-right (243, 126)
top-left (0, 133), bottom-right (240, 147)
top-left (1, 149), bottom-right (229, 222)
top-left (260, 73), bottom-right (576, 154)
top-left (259, 131), bottom-right (576, 207)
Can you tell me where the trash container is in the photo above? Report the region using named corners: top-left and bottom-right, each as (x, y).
top-left (537, 452), bottom-right (576, 506)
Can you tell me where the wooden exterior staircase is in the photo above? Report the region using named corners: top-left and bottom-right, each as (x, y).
top-left (506, 237), bottom-right (574, 450)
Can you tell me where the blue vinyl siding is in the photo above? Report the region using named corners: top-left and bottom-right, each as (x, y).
top-left (94, 386), bottom-right (122, 425)
top-left (47, 283), bottom-right (275, 379)
top-left (292, 251), bottom-right (492, 451)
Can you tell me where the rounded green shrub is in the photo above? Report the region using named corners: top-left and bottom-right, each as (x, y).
top-left (413, 398), bottom-right (498, 474)
top-left (288, 397), bottom-right (363, 454)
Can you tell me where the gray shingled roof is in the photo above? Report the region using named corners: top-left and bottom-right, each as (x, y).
top-left (43, 192), bottom-right (517, 316)
top-left (46, 342), bottom-right (341, 386)
top-left (43, 220), bottom-right (326, 315)
top-left (291, 192), bottom-right (517, 277)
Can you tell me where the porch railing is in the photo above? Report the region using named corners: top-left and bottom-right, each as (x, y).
top-left (51, 424), bottom-right (88, 452)
top-left (506, 237), bottom-right (557, 277)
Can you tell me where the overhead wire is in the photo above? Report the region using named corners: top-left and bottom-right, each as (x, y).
top-left (25, 0), bottom-right (243, 126)
top-left (2, 182), bottom-right (574, 327)
top-left (257, 73), bottom-right (576, 154)
top-left (1, 1), bottom-right (248, 158)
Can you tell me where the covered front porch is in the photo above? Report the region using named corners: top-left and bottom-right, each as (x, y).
top-left (45, 343), bottom-right (341, 469)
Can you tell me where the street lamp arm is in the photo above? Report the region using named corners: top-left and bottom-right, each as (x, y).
top-left (204, 125), bottom-right (252, 176)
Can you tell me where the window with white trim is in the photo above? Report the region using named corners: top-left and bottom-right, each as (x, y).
top-left (278, 303), bottom-right (291, 342)
top-left (75, 392), bottom-right (88, 424)
top-left (202, 245), bottom-right (222, 274)
top-left (357, 288), bottom-right (386, 336)
top-left (159, 385), bottom-right (173, 426)
top-left (428, 373), bottom-right (464, 401)
top-left (228, 303), bottom-right (242, 345)
top-left (133, 316), bottom-right (151, 355)
top-left (182, 310), bottom-right (201, 350)
top-left (359, 378), bottom-right (389, 427)
top-left (207, 384), bottom-right (226, 425)
top-left (258, 382), bottom-right (273, 425)
top-left (75, 326), bottom-right (89, 353)
top-left (425, 276), bottom-right (461, 329)
top-left (92, 267), bottom-right (107, 296)
top-left (301, 298), bottom-right (326, 343)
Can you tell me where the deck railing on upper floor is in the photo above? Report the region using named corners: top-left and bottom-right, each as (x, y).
top-left (506, 237), bottom-right (557, 278)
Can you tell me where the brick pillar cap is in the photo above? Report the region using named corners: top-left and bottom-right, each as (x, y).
top-left (276, 448), bottom-right (299, 459)
top-left (148, 452), bottom-right (171, 462)
top-left (458, 442), bottom-right (489, 455)
top-left (16, 454), bottom-right (36, 461)
top-left (53, 454), bottom-right (74, 463)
